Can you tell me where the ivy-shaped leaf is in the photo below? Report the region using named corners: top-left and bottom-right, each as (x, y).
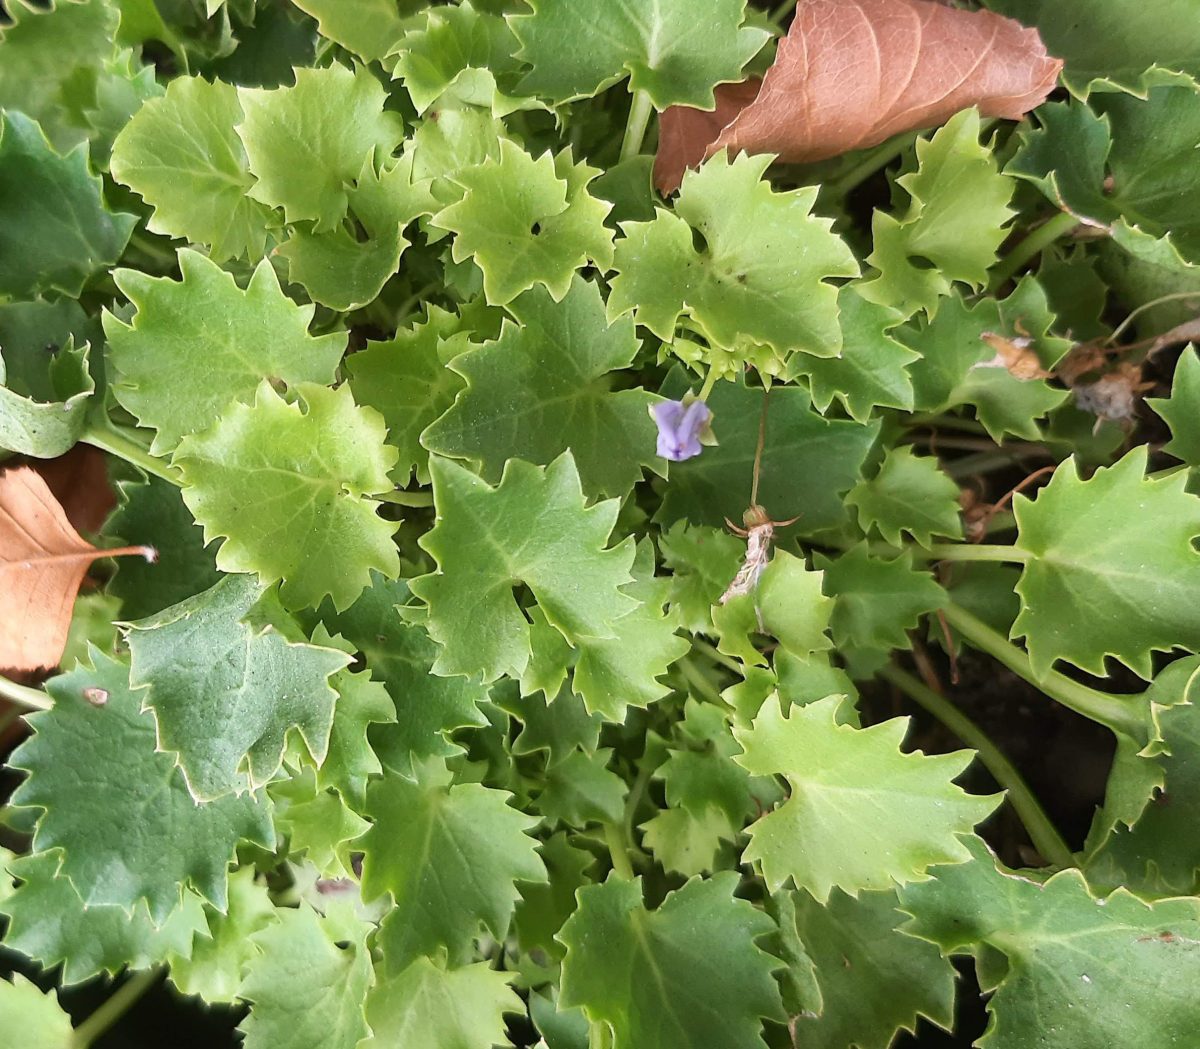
top-left (288, 0), bottom-right (413, 61)
top-left (0, 974), bottom-right (72, 1048)
top-left (846, 446), bottom-right (963, 547)
top-left (1148, 348), bottom-right (1200, 466)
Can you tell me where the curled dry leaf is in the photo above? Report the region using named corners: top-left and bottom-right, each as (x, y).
top-left (0, 467), bottom-right (154, 673)
top-left (654, 0), bottom-right (1062, 194)
top-left (977, 332), bottom-right (1052, 381)
top-left (32, 445), bottom-right (116, 534)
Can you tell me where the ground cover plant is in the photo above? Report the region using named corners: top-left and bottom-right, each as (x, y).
top-left (4, 0), bottom-right (1200, 1046)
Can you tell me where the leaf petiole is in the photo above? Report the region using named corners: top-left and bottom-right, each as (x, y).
top-left (619, 90), bottom-right (655, 162)
top-left (603, 822), bottom-right (636, 880)
top-left (880, 663), bottom-right (1074, 868)
top-left (81, 420), bottom-right (182, 486)
top-left (72, 967), bottom-right (163, 1049)
top-left (988, 210), bottom-right (1079, 291)
top-left (922, 542), bottom-right (1030, 564)
top-left (0, 672), bottom-right (52, 712)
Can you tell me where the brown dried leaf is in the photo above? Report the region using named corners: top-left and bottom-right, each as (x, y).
top-left (32, 445), bottom-right (116, 534)
top-left (654, 0), bottom-right (1061, 194)
top-left (977, 332), bottom-right (1052, 381)
top-left (655, 79), bottom-right (762, 195)
top-left (0, 467), bottom-right (153, 673)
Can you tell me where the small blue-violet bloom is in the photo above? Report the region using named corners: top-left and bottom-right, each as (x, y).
top-left (653, 398), bottom-right (712, 462)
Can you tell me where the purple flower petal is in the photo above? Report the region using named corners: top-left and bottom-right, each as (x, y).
top-left (654, 398), bottom-right (711, 462)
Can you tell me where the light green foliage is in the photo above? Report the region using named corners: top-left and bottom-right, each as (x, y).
top-left (1013, 448), bottom-right (1200, 677)
top-left (984, 0), bottom-right (1200, 95)
top-left (1149, 348), bottom-right (1200, 465)
top-left (360, 956), bottom-right (522, 1049)
top-left (1, 851), bottom-right (208, 985)
top-left (861, 110), bottom-right (1015, 316)
top-left (346, 306), bottom-right (468, 486)
top-left (411, 454), bottom-right (636, 682)
top-left (316, 668), bottom-right (395, 806)
top-left (288, 0), bottom-right (413, 61)
top-left (901, 840), bottom-right (1200, 1048)
top-left (504, 685), bottom-right (603, 765)
top-left (126, 574), bottom-right (350, 800)
top-left (536, 748), bottom-right (627, 827)
top-left (659, 521), bottom-right (744, 634)
top-left (610, 153), bottom-right (858, 371)
top-left (270, 769), bottom-right (370, 877)
top-left (0, 112), bottom-right (135, 298)
top-left (104, 250), bottom-right (346, 453)
top-left (110, 75), bottom-right (275, 260)
top-left (558, 874), bottom-right (784, 1049)
top-left (0, 975), bottom-right (72, 1048)
top-left (735, 697), bottom-right (999, 900)
top-left (237, 63), bottom-right (405, 229)
top-left (11, 650), bottom-right (272, 922)
top-left (847, 446), bottom-right (963, 547)
top-left (509, 0), bottom-right (768, 109)
top-left (787, 889), bottom-right (956, 1049)
top-left (175, 383), bottom-right (400, 612)
top-left (424, 277), bottom-right (657, 497)
top-left (0, 337), bottom-right (93, 458)
top-left (238, 904), bottom-right (374, 1049)
top-left (432, 141), bottom-right (613, 305)
top-left (658, 380), bottom-right (878, 534)
top-left (361, 758), bottom-right (546, 971)
top-left (514, 832), bottom-right (592, 959)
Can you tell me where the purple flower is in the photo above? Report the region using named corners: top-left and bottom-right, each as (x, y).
top-left (653, 398), bottom-right (712, 462)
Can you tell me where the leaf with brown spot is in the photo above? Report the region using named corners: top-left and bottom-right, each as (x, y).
top-left (653, 0), bottom-right (1061, 194)
top-left (0, 467), bottom-right (153, 672)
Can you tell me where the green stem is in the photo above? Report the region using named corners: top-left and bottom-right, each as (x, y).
top-left (73, 968), bottom-right (162, 1049)
top-left (922, 542), bottom-right (1029, 564)
top-left (377, 489), bottom-right (434, 507)
top-left (677, 655), bottom-right (725, 705)
top-left (691, 637), bottom-right (744, 675)
top-left (603, 822), bottom-right (636, 881)
top-left (826, 131), bottom-right (918, 197)
top-left (989, 211), bottom-right (1079, 291)
top-left (941, 603), bottom-right (1145, 740)
top-left (769, 0), bottom-right (797, 23)
top-left (696, 366), bottom-right (720, 403)
top-left (880, 664), bottom-right (1074, 868)
top-left (0, 673), bottom-right (53, 712)
top-left (82, 422), bottom-right (181, 486)
top-left (620, 90), bottom-right (654, 162)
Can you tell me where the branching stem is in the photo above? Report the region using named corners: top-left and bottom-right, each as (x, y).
top-left (603, 822), bottom-right (636, 881)
top-left (880, 664), bottom-right (1074, 868)
top-left (989, 210), bottom-right (1079, 291)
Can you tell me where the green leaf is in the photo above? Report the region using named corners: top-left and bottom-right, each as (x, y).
top-left (423, 277), bottom-right (657, 498)
top-left (109, 75), bottom-right (276, 261)
top-left (0, 0), bottom-right (118, 151)
top-left (536, 747), bottom-right (627, 828)
top-left (167, 867), bottom-right (277, 1004)
top-left (983, 0), bottom-right (1200, 96)
top-left (571, 539), bottom-right (688, 720)
top-left (817, 544), bottom-right (947, 657)
top-left (1009, 88), bottom-right (1200, 262)
top-left (431, 141), bottom-right (613, 305)
top-left (1149, 349), bottom-right (1200, 466)
top-left (787, 888), bottom-right (955, 1049)
top-left (901, 839), bottom-right (1200, 1048)
top-left (1, 851), bottom-right (208, 985)
top-left (104, 250), bottom-right (346, 454)
top-left (237, 903), bottom-right (374, 1049)
top-left (791, 288), bottom-right (919, 422)
top-left (175, 382), bottom-right (400, 612)
top-left (0, 336), bottom-right (93, 458)
top-left (10, 649), bottom-right (273, 922)
top-left (846, 446), bottom-right (963, 547)
top-left (514, 832), bottom-right (593, 958)
top-left (346, 306), bottom-right (468, 486)
top-left (360, 956), bottom-right (522, 1049)
top-left (277, 152), bottom-right (437, 311)
top-left (411, 454), bottom-right (636, 683)
top-left (126, 574), bottom-right (350, 800)
top-left (288, 0), bottom-right (413, 61)
top-left (393, 1), bottom-right (532, 117)
top-left (361, 757), bottom-right (546, 971)
top-left (734, 696), bottom-right (998, 900)
top-left (502, 685), bottom-right (603, 766)
top-left (236, 63), bottom-right (405, 230)
top-left (610, 153), bottom-right (858, 369)
top-left (0, 974), bottom-right (72, 1049)
top-left (659, 521), bottom-right (744, 634)
top-left (316, 668), bottom-right (395, 806)
top-left (657, 379), bottom-right (879, 535)
top-left (509, 0), bottom-right (768, 109)
top-left (558, 873), bottom-right (784, 1049)
top-left (270, 769), bottom-right (371, 878)
top-left (0, 112), bottom-right (135, 298)
top-left (106, 475), bottom-right (222, 621)
top-left (859, 110), bottom-right (1014, 316)
top-left (1012, 447), bottom-right (1200, 678)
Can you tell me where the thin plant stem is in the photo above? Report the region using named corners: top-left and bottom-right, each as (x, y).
top-left (676, 655), bottom-right (725, 705)
top-left (1107, 290), bottom-right (1200, 345)
top-left (603, 822), bottom-right (636, 881)
top-left (988, 211), bottom-right (1079, 291)
top-left (750, 387), bottom-right (770, 507)
top-left (691, 637), bottom-right (744, 675)
top-left (82, 422), bottom-right (181, 486)
top-left (880, 664), bottom-right (1074, 868)
top-left (922, 542), bottom-right (1030, 564)
top-left (73, 968), bottom-right (163, 1049)
top-left (697, 366), bottom-right (720, 402)
top-left (769, 0), bottom-right (797, 24)
top-left (826, 131), bottom-right (918, 197)
top-left (0, 673), bottom-right (53, 712)
top-left (941, 603), bottom-right (1146, 740)
top-left (620, 90), bottom-right (654, 162)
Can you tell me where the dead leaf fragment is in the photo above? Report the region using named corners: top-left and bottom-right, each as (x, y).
top-left (655, 79), bottom-right (762, 195)
top-left (33, 445), bottom-right (116, 534)
top-left (654, 0), bottom-right (1062, 193)
top-left (0, 467), bottom-right (154, 672)
top-left (977, 332), bottom-right (1052, 381)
